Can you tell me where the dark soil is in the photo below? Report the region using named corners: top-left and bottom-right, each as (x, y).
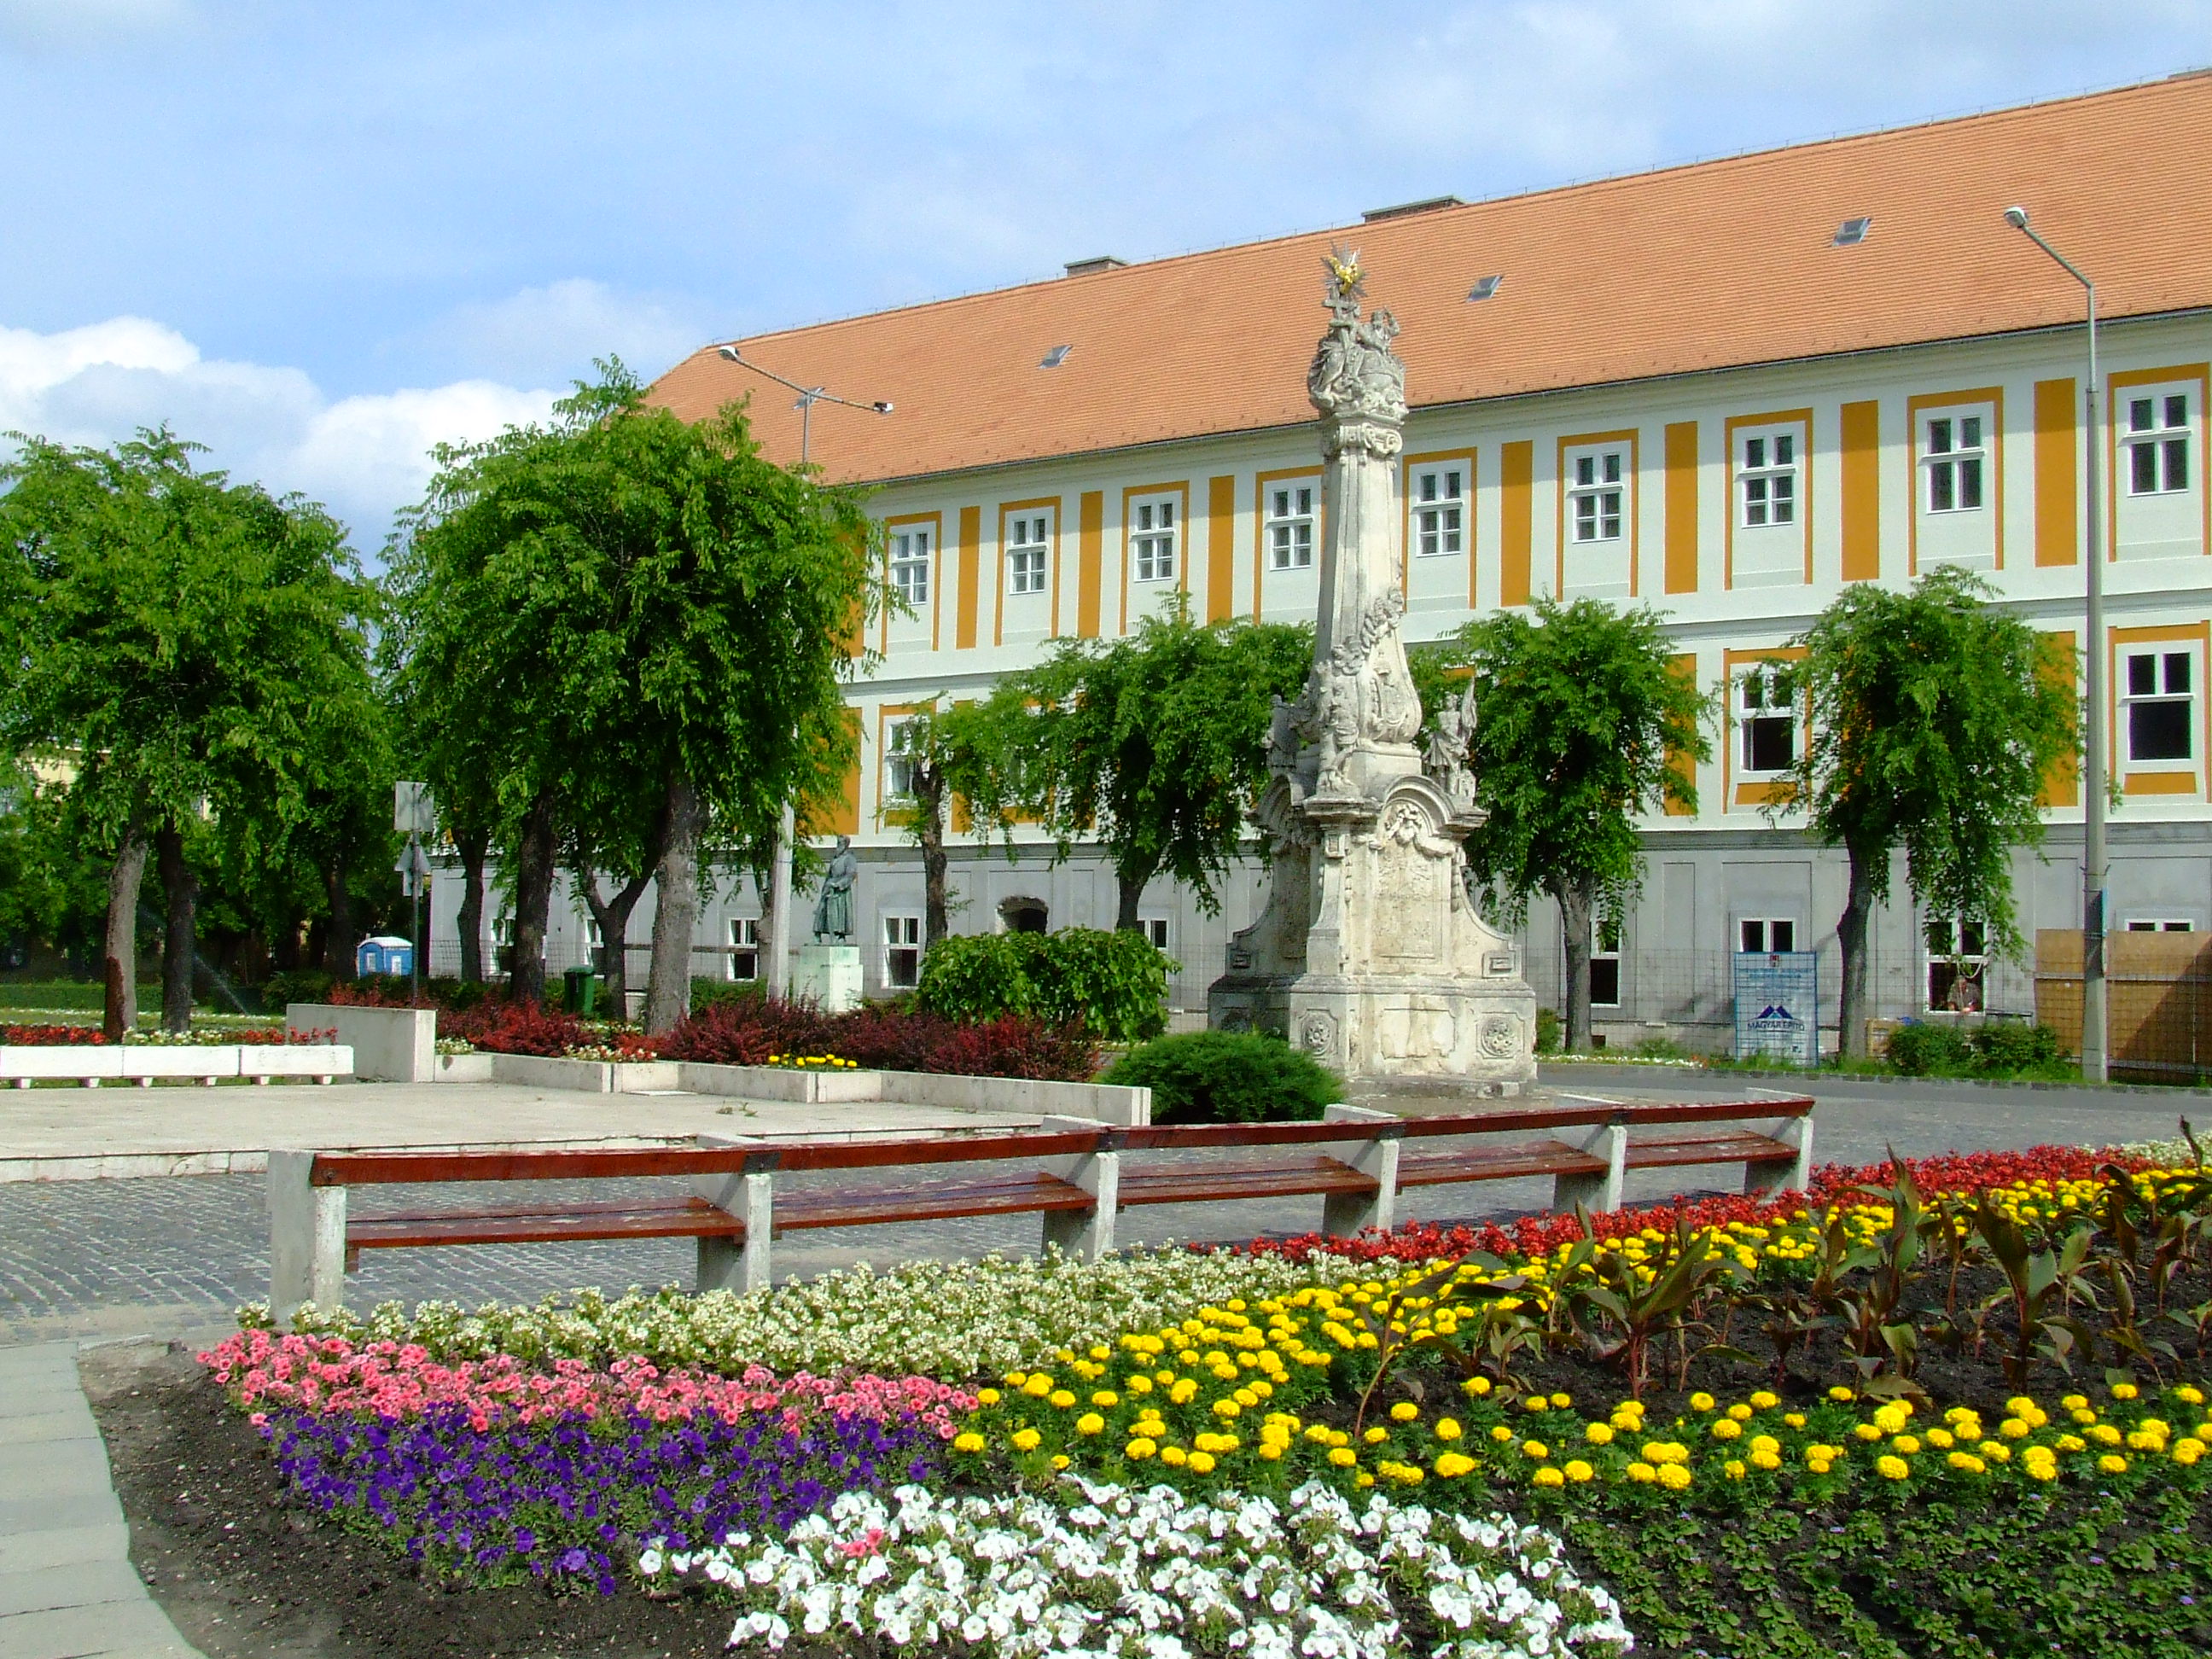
top-left (84, 1343), bottom-right (747, 1659)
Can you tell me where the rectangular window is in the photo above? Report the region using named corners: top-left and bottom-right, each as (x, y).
top-left (1131, 496), bottom-right (1178, 583)
top-left (2127, 918), bottom-right (2196, 932)
top-left (2123, 649), bottom-right (2194, 765)
top-left (1924, 916), bottom-right (1986, 1012)
top-left (1738, 918), bottom-right (1797, 954)
top-left (1590, 917), bottom-right (1621, 1008)
top-left (1412, 464), bottom-right (1465, 557)
top-left (1266, 484), bottom-right (1315, 571)
top-left (883, 914), bottom-right (923, 989)
top-left (1738, 665), bottom-right (1796, 776)
top-left (2125, 393), bottom-right (2192, 496)
top-left (1007, 512), bottom-right (1051, 595)
top-left (1140, 917), bottom-right (1170, 952)
top-left (884, 717), bottom-right (918, 799)
top-left (1568, 448), bottom-right (1626, 543)
top-left (1738, 430), bottom-right (1798, 527)
top-left (1924, 415), bottom-right (1986, 513)
top-left (728, 917), bottom-right (760, 981)
top-left (888, 527), bottom-right (931, 606)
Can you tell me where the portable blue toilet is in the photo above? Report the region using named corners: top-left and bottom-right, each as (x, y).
top-left (357, 935), bottom-right (414, 977)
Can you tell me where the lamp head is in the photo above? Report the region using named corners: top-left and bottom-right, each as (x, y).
top-left (873, 400), bottom-right (894, 414)
top-left (717, 344), bottom-right (742, 363)
top-left (2003, 206), bottom-right (2030, 230)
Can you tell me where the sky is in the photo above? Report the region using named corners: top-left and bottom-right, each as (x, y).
top-left (3, 0), bottom-right (2210, 553)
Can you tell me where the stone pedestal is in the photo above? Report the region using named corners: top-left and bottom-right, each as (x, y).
top-left (793, 944), bottom-right (864, 1013)
top-left (1209, 251), bottom-right (1536, 1097)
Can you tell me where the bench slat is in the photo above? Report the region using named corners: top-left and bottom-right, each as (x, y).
top-left (351, 1196), bottom-right (739, 1249)
top-left (1396, 1143), bottom-right (1607, 1188)
top-left (775, 1172), bottom-right (1091, 1231)
top-left (1117, 1156), bottom-right (1377, 1208)
top-left (1624, 1132), bottom-right (1796, 1171)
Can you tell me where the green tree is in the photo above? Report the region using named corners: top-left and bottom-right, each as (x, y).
top-left (0, 430), bottom-right (375, 1033)
top-left (882, 697), bottom-right (1016, 950)
top-left (1429, 597), bottom-right (1711, 1054)
top-left (971, 597), bottom-right (1311, 928)
top-left (387, 365), bottom-right (876, 1029)
top-left (1770, 566), bottom-right (2078, 1060)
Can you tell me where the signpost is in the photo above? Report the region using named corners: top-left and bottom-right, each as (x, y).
top-left (393, 783), bottom-right (435, 1000)
top-left (1733, 950), bottom-right (1820, 1068)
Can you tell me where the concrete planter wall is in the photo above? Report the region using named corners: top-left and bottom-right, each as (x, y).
top-left (288, 1004), bottom-right (434, 1082)
top-left (432, 1052), bottom-right (496, 1083)
top-left (236, 1045), bottom-right (351, 1084)
top-left (674, 1062), bottom-right (885, 1103)
top-left (1, 1042), bottom-right (352, 1087)
top-left (877, 1068), bottom-right (1150, 1126)
top-left (1, 1047), bottom-right (125, 1086)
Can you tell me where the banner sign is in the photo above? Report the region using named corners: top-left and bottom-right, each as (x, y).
top-left (1733, 951), bottom-right (1819, 1066)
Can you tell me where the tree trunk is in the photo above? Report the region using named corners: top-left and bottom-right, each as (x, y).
top-left (1837, 844), bottom-right (1878, 1062)
top-left (644, 772), bottom-right (706, 1035)
top-left (322, 855), bottom-right (354, 979)
top-left (913, 762), bottom-right (950, 949)
top-left (508, 791), bottom-right (558, 1004)
top-left (1557, 880), bottom-right (1596, 1057)
top-left (579, 870), bottom-right (653, 1010)
top-left (102, 817), bottom-right (148, 1040)
top-left (154, 821), bottom-right (197, 1033)
top-left (455, 827), bottom-right (487, 986)
top-left (1115, 860), bottom-right (1155, 932)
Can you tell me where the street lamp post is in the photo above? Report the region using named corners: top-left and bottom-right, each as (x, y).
top-left (713, 344), bottom-right (893, 996)
top-left (2005, 206), bottom-right (2108, 1082)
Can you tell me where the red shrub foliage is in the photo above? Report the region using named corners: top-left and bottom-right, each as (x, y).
top-left (1240, 1144), bottom-right (2155, 1266)
top-left (658, 997), bottom-right (1099, 1080)
top-left (0, 1024), bottom-right (108, 1046)
top-left (439, 1001), bottom-right (593, 1057)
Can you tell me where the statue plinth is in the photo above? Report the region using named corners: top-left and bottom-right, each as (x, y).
top-left (1209, 253), bottom-right (1536, 1099)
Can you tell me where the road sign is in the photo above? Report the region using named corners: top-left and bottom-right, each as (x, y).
top-left (393, 781), bottom-right (435, 836)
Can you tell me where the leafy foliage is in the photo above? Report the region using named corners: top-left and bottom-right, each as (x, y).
top-left (1101, 1028), bottom-right (1345, 1122)
top-left (915, 927), bottom-right (1175, 1041)
top-left (1885, 1019), bottom-right (2068, 1079)
top-left (658, 995), bottom-right (1099, 1080)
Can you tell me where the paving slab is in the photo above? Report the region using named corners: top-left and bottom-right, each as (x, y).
top-left (0, 1440), bottom-right (115, 1497)
top-left (0, 1412), bottom-right (100, 1447)
top-left (0, 1596), bottom-right (192, 1659)
top-left (0, 1493), bottom-right (122, 1537)
top-left (0, 1559), bottom-right (147, 1617)
top-left (0, 1526), bottom-right (129, 1575)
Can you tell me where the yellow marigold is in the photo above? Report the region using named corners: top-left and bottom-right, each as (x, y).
top-left (1022, 1376), bottom-right (1052, 1398)
top-left (1328, 1447), bottom-right (1358, 1467)
top-left (1724, 1459), bottom-right (1747, 1481)
top-left (1049, 1389), bottom-right (1078, 1410)
top-left (1491, 1425), bottom-right (1515, 1443)
top-left (2174, 1439), bottom-right (2204, 1465)
top-left (1434, 1452), bottom-right (1477, 1479)
top-left (1829, 1387), bottom-right (1856, 1402)
top-left (1998, 1418), bottom-right (2030, 1440)
top-left (1925, 1428), bottom-right (1954, 1450)
top-left (1214, 1400), bottom-right (1242, 1420)
top-left (1074, 1413), bottom-right (1106, 1436)
top-left (2071, 1408), bottom-right (2099, 1427)
top-left (975, 1388), bottom-right (1001, 1406)
top-left (1749, 1391), bottom-right (1780, 1411)
top-left (1784, 1412), bottom-right (1807, 1430)
top-left (1051, 1455), bottom-right (1071, 1470)
top-left (1551, 1393), bottom-right (1573, 1408)
top-left (1463, 1376), bottom-right (1493, 1397)
top-left (1892, 1435), bottom-right (1921, 1455)
top-left (2177, 1385), bottom-right (2205, 1406)
top-left (1726, 1403), bottom-right (1755, 1422)
top-left (1656, 1463), bottom-right (1693, 1490)
top-left (2098, 1453), bottom-right (2129, 1475)
top-left (2057, 1435), bottom-right (2087, 1453)
top-left (1854, 1424), bottom-right (1886, 1442)
top-left (1563, 1458), bottom-right (1595, 1482)
top-left (1533, 1465), bottom-right (1567, 1487)
top-left (1627, 1462), bottom-right (1658, 1483)
top-left (2091, 1423), bottom-right (2123, 1447)
top-left (1689, 1392), bottom-right (1717, 1412)
top-left (1433, 1417), bottom-right (1463, 1441)
top-left (1751, 1449), bottom-right (1782, 1471)
top-left (1160, 1446), bottom-right (1188, 1467)
top-left (1126, 1437), bottom-right (1157, 1459)
top-left (1522, 1441), bottom-right (1550, 1460)
top-left (1010, 1429), bottom-right (1043, 1453)
top-left (1711, 1419), bottom-right (1743, 1441)
top-left (1807, 1458), bottom-right (1834, 1476)
top-left (1584, 1422), bottom-right (1615, 1446)
top-left (2024, 1457), bottom-right (2058, 1482)
top-left (1876, 1456), bottom-right (1911, 1481)
top-left (1979, 1441), bottom-right (2011, 1464)
top-left (2112, 1382), bottom-right (2139, 1401)
top-left (952, 1432), bottom-right (987, 1453)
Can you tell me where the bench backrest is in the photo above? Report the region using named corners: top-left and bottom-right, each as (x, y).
top-left (307, 1096), bottom-right (1813, 1188)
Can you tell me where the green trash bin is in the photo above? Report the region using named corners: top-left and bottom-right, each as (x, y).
top-left (562, 965), bottom-right (599, 1016)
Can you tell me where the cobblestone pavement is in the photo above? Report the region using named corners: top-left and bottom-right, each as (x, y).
top-left (1, 1078), bottom-right (2197, 1345)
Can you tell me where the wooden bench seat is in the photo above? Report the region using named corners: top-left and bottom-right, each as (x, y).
top-left (1117, 1155), bottom-right (1378, 1208)
top-left (774, 1170), bottom-right (1091, 1231)
top-left (1625, 1130), bottom-right (1798, 1173)
top-left (1397, 1140), bottom-right (1607, 1188)
top-left (350, 1195), bottom-right (740, 1251)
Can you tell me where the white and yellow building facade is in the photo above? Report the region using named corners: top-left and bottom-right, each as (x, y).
top-left (555, 73), bottom-right (2212, 1044)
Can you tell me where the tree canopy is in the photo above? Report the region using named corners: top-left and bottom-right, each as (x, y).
top-left (1771, 566), bottom-right (2078, 1058)
top-left (966, 597), bottom-right (1312, 928)
top-left (1423, 597), bottom-right (1711, 1053)
top-left (0, 428), bottom-right (377, 1030)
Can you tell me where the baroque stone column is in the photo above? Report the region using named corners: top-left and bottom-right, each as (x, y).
top-left (1208, 250), bottom-right (1536, 1098)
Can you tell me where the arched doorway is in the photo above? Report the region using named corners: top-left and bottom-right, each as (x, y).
top-left (999, 897), bottom-right (1049, 934)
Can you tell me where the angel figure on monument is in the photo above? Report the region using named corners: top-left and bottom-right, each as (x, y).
top-left (1424, 679), bottom-right (1479, 811)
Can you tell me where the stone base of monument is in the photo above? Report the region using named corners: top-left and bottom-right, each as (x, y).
top-left (793, 944), bottom-right (864, 1013)
top-left (1208, 972), bottom-right (1537, 1102)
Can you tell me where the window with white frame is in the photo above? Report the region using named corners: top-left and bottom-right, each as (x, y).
top-left (1568, 447), bottom-right (1627, 543)
top-left (2124, 392), bottom-right (2192, 497)
top-left (1922, 413), bottom-right (1987, 513)
top-left (1266, 483), bottom-right (1316, 571)
top-left (1007, 511), bottom-right (1051, 595)
top-left (883, 914), bottom-right (923, 988)
top-left (2128, 918), bottom-right (2196, 932)
top-left (2122, 647), bottom-right (2196, 766)
top-left (1737, 663), bottom-right (1797, 777)
top-left (1924, 916), bottom-right (1986, 1013)
top-left (888, 527), bottom-right (931, 607)
top-left (1130, 495), bottom-right (1178, 582)
top-left (728, 917), bottom-right (760, 981)
top-left (884, 717), bottom-right (919, 800)
top-left (1738, 429), bottom-right (1798, 527)
top-left (1738, 918), bottom-right (1796, 954)
top-left (1412, 463), bottom-right (1465, 558)
top-left (1139, 916), bottom-right (1170, 952)
top-left (1590, 917), bottom-right (1621, 1008)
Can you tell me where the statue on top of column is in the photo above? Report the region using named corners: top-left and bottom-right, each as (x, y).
top-left (1308, 247), bottom-right (1407, 426)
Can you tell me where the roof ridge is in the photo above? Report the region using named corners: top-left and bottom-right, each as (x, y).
top-left (708, 69), bottom-right (2209, 356)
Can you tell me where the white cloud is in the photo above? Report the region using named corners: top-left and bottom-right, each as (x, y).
top-left (412, 278), bottom-right (705, 387)
top-left (0, 0), bottom-right (197, 50)
top-left (0, 315), bottom-right (556, 550)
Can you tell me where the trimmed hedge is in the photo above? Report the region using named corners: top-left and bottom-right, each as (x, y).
top-left (915, 928), bottom-right (1174, 1043)
top-left (1885, 1017), bottom-right (2068, 1079)
top-left (1101, 1028), bottom-right (1345, 1123)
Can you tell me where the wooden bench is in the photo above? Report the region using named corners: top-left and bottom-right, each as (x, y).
top-left (268, 1094), bottom-right (1813, 1318)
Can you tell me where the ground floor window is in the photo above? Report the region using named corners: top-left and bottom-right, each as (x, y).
top-left (2127, 918), bottom-right (2195, 933)
top-left (1738, 917), bottom-right (1796, 955)
top-left (1140, 916), bottom-right (1170, 952)
top-left (728, 917), bottom-right (759, 981)
top-left (1924, 916), bottom-right (1986, 1012)
top-left (1591, 917), bottom-right (1621, 1007)
top-left (884, 915), bottom-right (923, 988)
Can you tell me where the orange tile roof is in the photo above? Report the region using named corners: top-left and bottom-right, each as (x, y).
top-left (649, 73), bottom-right (2212, 485)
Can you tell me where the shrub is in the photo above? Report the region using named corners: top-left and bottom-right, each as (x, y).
top-left (262, 968), bottom-right (335, 1009)
top-left (690, 976), bottom-right (768, 1015)
top-left (1883, 1021), bottom-right (1971, 1076)
top-left (1534, 1006), bottom-right (1561, 1053)
top-left (439, 1000), bottom-right (592, 1057)
top-left (0, 1023), bottom-right (106, 1045)
top-left (915, 927), bottom-right (1173, 1042)
top-left (1883, 1019), bottom-right (2069, 1079)
top-left (656, 995), bottom-right (1098, 1080)
top-left (1101, 1028), bottom-right (1344, 1123)
top-left (1971, 1019), bottom-right (2065, 1074)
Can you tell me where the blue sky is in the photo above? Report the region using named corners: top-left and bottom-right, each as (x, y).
top-left (3, 0), bottom-right (2209, 548)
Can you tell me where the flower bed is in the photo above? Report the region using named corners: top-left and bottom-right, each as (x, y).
top-left (198, 1144), bottom-right (2212, 1655)
top-left (0, 1022), bottom-right (336, 1046)
top-left (661, 996), bottom-right (1099, 1080)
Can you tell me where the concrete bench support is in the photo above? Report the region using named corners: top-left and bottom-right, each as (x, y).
top-left (269, 1149), bottom-right (349, 1321)
top-left (1038, 1114), bottom-right (1121, 1260)
top-left (693, 1138), bottom-right (775, 1294)
top-left (1743, 1114), bottom-right (1815, 1196)
top-left (1320, 1103), bottom-right (1401, 1237)
top-left (1550, 1120), bottom-right (1628, 1214)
